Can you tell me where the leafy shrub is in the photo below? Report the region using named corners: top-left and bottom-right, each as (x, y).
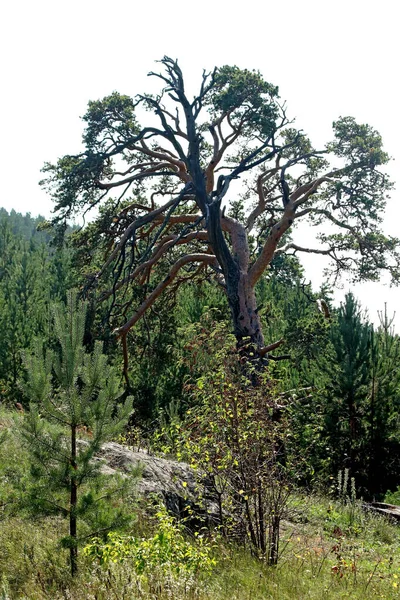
top-left (156, 317), bottom-right (293, 564)
top-left (84, 505), bottom-right (216, 581)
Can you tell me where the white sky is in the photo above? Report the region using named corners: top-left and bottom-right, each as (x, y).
top-left (1, 0), bottom-right (399, 328)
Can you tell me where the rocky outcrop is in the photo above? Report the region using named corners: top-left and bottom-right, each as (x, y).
top-left (95, 442), bottom-right (220, 522)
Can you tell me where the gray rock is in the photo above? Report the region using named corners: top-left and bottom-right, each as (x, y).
top-left (95, 442), bottom-right (220, 522)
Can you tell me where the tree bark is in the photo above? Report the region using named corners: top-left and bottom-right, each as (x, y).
top-left (70, 423), bottom-right (78, 576)
top-left (226, 270), bottom-right (264, 347)
top-left (206, 203), bottom-right (265, 351)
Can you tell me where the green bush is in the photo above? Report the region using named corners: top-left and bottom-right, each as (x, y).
top-left (84, 504), bottom-right (216, 579)
top-left (384, 487), bottom-right (400, 505)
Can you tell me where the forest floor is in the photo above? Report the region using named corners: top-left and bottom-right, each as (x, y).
top-left (1, 409), bottom-right (400, 599)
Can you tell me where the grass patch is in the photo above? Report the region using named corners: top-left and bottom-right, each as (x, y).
top-left (1, 410), bottom-right (400, 599)
top-left (1, 499), bottom-right (400, 599)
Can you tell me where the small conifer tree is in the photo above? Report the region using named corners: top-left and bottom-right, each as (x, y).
top-left (19, 291), bottom-right (133, 575)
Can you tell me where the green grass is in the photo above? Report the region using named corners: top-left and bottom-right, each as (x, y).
top-left (1, 511), bottom-right (400, 599)
top-left (1, 493), bottom-right (400, 599)
top-left (1, 409), bottom-right (400, 599)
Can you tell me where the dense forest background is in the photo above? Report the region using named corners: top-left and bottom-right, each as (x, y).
top-left (1, 207), bottom-right (400, 501)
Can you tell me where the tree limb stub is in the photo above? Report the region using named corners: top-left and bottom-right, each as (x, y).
top-left (259, 339), bottom-right (285, 357)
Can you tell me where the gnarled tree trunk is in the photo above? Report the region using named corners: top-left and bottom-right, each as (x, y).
top-left (226, 270), bottom-right (264, 347)
top-left (206, 201), bottom-right (265, 350)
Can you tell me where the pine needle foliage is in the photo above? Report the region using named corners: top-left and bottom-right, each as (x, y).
top-left (18, 291), bottom-right (134, 575)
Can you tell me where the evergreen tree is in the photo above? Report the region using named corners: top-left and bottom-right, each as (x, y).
top-left (0, 210), bottom-right (72, 402)
top-left (367, 306), bottom-right (400, 496)
top-left (324, 293), bottom-right (371, 488)
top-left (19, 292), bottom-right (133, 575)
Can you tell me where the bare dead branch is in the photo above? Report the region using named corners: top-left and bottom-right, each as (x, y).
top-left (96, 163), bottom-right (180, 190)
top-left (99, 230), bottom-right (209, 301)
top-left (275, 243), bottom-right (333, 257)
top-left (114, 253), bottom-right (217, 339)
top-left (95, 187), bottom-right (191, 282)
top-left (246, 168), bottom-right (281, 231)
top-left (259, 339), bottom-right (285, 357)
top-left (248, 203), bottom-right (295, 287)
